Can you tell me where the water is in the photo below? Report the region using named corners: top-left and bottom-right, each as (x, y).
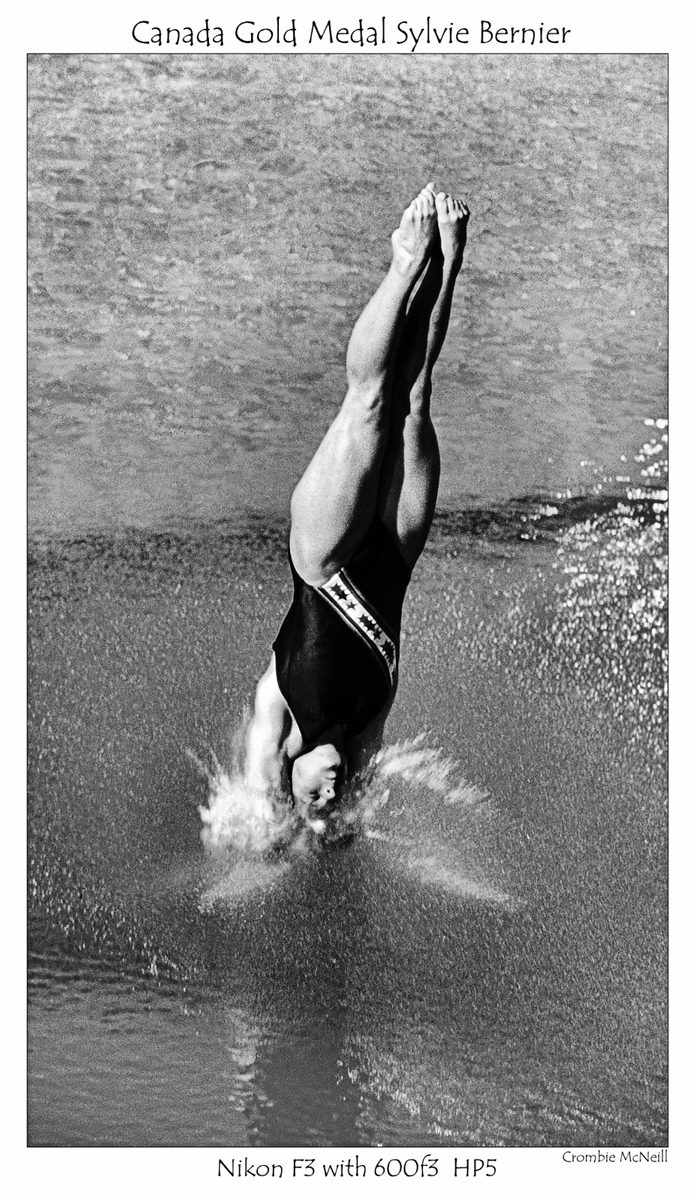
top-left (28, 54), bottom-right (667, 1147)
top-left (29, 53), bottom-right (666, 532)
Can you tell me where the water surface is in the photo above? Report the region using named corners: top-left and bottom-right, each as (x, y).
top-left (28, 54), bottom-right (667, 1147)
top-left (29, 54), bottom-right (666, 532)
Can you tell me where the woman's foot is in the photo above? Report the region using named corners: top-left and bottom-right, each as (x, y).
top-left (391, 185), bottom-right (438, 276)
top-left (435, 191), bottom-right (469, 265)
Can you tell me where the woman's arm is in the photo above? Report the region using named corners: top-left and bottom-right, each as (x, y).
top-left (244, 657), bottom-right (292, 794)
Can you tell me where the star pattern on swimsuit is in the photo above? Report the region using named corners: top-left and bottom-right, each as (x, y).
top-left (319, 570), bottom-right (397, 684)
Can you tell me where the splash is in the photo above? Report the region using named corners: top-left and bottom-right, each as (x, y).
top-left (373, 736), bottom-right (489, 808)
top-left (288, 736), bottom-right (491, 842)
top-left (191, 741), bottom-right (297, 857)
top-left (193, 726), bottom-right (491, 857)
top-left (364, 737), bottom-right (512, 906)
top-left (192, 736), bottom-right (510, 915)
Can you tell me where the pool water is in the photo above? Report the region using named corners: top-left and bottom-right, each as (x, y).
top-left (28, 53), bottom-right (667, 1147)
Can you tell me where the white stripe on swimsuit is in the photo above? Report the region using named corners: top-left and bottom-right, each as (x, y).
top-left (318, 568), bottom-right (398, 687)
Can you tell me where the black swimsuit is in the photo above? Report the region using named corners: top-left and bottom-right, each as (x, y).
top-left (273, 521), bottom-right (412, 744)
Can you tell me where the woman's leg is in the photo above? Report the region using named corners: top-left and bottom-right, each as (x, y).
top-left (377, 193), bottom-right (469, 567)
top-left (289, 187), bottom-right (437, 586)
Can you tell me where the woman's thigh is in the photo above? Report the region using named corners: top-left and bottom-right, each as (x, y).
top-left (288, 384), bottom-right (392, 584)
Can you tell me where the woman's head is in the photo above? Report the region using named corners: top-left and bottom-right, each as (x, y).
top-left (291, 740), bottom-right (347, 826)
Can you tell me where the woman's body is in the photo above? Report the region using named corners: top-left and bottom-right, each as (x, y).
top-left (244, 185), bottom-right (469, 830)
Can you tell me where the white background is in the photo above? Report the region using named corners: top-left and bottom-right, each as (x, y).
top-left (7, 2), bottom-right (693, 1196)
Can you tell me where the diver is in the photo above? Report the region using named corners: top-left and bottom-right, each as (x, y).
top-left (244, 185), bottom-right (469, 832)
